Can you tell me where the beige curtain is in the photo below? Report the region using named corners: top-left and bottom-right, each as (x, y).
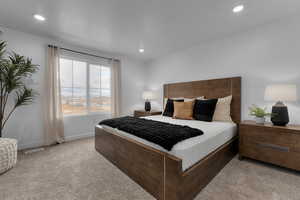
top-left (111, 59), bottom-right (121, 118)
top-left (43, 46), bottom-right (65, 145)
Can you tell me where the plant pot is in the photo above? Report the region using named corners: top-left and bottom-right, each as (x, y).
top-left (254, 117), bottom-right (265, 124)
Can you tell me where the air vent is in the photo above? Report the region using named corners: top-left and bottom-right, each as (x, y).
top-left (24, 147), bottom-right (45, 154)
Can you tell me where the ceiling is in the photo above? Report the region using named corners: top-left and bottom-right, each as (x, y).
top-left (0, 0), bottom-right (300, 61)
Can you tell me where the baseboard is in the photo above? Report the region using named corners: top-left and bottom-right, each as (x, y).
top-left (18, 140), bottom-right (44, 150)
top-left (18, 132), bottom-right (95, 150)
top-left (64, 132), bottom-right (94, 141)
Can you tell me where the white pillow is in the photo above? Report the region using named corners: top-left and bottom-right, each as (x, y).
top-left (196, 96), bottom-right (205, 100)
top-left (184, 98), bottom-right (194, 102)
top-left (184, 96), bottom-right (204, 102)
top-left (213, 95), bottom-right (232, 122)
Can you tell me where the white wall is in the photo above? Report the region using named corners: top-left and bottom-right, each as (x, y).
top-left (0, 27), bottom-right (146, 149)
top-left (146, 16), bottom-right (300, 124)
top-left (3, 15), bottom-right (300, 149)
top-left (121, 56), bottom-right (147, 115)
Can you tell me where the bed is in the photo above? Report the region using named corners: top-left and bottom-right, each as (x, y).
top-left (99, 115), bottom-right (237, 171)
top-left (95, 77), bottom-right (241, 200)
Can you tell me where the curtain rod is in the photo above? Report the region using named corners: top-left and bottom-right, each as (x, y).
top-left (48, 45), bottom-right (118, 61)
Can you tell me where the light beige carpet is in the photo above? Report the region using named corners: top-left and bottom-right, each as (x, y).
top-left (0, 138), bottom-right (300, 200)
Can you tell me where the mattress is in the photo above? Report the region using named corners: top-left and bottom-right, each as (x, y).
top-left (97, 115), bottom-right (237, 171)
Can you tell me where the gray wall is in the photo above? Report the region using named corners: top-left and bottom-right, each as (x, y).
top-left (0, 27), bottom-right (145, 149)
top-left (146, 16), bottom-right (300, 124)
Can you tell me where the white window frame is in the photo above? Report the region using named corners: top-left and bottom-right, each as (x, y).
top-left (60, 54), bottom-right (112, 117)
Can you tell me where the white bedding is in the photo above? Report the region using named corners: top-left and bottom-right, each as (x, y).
top-left (97, 115), bottom-right (237, 171)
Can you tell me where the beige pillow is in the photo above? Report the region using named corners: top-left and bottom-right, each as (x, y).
top-left (213, 95), bottom-right (232, 122)
top-left (173, 101), bottom-right (195, 120)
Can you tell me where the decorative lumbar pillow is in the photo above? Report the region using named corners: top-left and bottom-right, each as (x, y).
top-left (163, 97), bottom-right (184, 110)
top-left (164, 97), bottom-right (204, 109)
top-left (213, 95), bottom-right (233, 122)
top-left (163, 98), bottom-right (184, 117)
top-left (193, 99), bottom-right (218, 122)
top-left (173, 100), bottom-right (195, 120)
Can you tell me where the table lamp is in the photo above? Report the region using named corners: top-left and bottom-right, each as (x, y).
top-left (264, 84), bottom-right (297, 126)
top-left (142, 91), bottom-right (155, 111)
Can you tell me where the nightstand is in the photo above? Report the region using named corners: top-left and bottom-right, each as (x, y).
top-left (239, 120), bottom-right (300, 171)
top-left (134, 110), bottom-right (162, 117)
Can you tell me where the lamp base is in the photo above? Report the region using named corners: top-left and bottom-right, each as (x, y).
top-left (145, 101), bottom-right (151, 112)
top-left (271, 102), bottom-right (289, 126)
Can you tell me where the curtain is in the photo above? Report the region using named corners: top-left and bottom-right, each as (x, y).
top-left (111, 59), bottom-right (121, 118)
top-left (43, 46), bottom-right (65, 145)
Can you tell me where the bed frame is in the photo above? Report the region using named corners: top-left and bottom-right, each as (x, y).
top-left (95, 77), bottom-right (241, 200)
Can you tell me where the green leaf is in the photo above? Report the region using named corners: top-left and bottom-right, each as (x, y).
top-left (14, 87), bottom-right (37, 107)
top-left (248, 104), bottom-right (271, 118)
top-left (0, 41), bottom-right (6, 59)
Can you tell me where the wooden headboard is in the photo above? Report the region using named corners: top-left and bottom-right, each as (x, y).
top-left (163, 77), bottom-right (241, 123)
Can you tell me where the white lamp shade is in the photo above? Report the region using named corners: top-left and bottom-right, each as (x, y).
top-left (142, 91), bottom-right (155, 100)
top-left (264, 84), bottom-right (297, 102)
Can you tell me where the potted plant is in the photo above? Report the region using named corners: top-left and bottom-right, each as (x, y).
top-left (0, 41), bottom-right (38, 137)
top-left (249, 104), bottom-right (271, 124)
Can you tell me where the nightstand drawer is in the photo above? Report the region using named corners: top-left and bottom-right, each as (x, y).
top-left (240, 125), bottom-right (300, 148)
top-left (240, 138), bottom-right (300, 170)
top-left (242, 138), bottom-right (290, 152)
top-left (134, 110), bottom-right (162, 118)
top-left (134, 112), bottom-right (150, 117)
top-left (239, 121), bottom-right (300, 171)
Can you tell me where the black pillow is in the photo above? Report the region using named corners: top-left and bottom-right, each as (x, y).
top-left (193, 99), bottom-right (218, 122)
top-left (163, 98), bottom-right (184, 117)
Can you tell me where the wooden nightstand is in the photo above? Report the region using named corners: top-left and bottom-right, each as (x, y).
top-left (239, 120), bottom-right (300, 171)
top-left (134, 110), bottom-right (162, 117)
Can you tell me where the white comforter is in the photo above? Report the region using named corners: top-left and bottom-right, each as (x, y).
top-left (98, 115), bottom-right (237, 171)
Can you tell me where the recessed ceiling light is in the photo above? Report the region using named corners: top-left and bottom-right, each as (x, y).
top-left (33, 14), bottom-right (46, 21)
top-left (139, 48), bottom-right (145, 53)
top-left (233, 5), bottom-right (244, 13)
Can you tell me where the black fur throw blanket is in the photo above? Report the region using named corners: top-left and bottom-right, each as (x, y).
top-left (99, 116), bottom-right (203, 151)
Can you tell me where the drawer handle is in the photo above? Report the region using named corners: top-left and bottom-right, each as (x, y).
top-left (257, 143), bottom-right (289, 152)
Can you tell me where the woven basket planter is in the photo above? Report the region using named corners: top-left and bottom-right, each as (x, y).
top-left (0, 138), bottom-right (17, 174)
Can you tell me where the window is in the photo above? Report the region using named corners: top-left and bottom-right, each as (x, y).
top-left (60, 57), bottom-right (111, 115)
top-left (89, 64), bottom-right (111, 113)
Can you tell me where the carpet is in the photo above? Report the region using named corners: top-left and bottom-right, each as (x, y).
top-left (0, 138), bottom-right (299, 200)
